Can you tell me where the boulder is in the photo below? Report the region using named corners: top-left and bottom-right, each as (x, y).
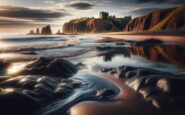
top-left (16, 57), bottom-right (77, 78)
top-left (0, 75), bottom-right (83, 115)
top-left (102, 65), bottom-right (185, 111)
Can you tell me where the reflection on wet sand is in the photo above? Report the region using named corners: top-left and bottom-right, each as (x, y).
top-left (98, 47), bottom-right (130, 62)
top-left (70, 101), bottom-right (160, 115)
top-left (98, 45), bottom-right (185, 67)
top-left (129, 45), bottom-right (185, 67)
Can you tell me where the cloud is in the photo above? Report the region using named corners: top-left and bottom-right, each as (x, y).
top-left (44, 1), bottom-right (55, 4)
top-left (66, 2), bottom-right (96, 10)
top-left (0, 5), bottom-right (69, 21)
top-left (135, 0), bottom-right (185, 4)
top-left (130, 8), bottom-right (162, 16)
top-left (119, 7), bottom-right (162, 17)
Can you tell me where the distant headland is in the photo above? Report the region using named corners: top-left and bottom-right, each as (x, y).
top-left (63, 11), bottom-right (131, 33)
top-left (27, 4), bottom-right (185, 35)
top-left (63, 4), bottom-right (185, 34)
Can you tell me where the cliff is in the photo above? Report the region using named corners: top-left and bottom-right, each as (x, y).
top-left (63, 18), bottom-right (130, 33)
top-left (125, 5), bottom-right (185, 32)
top-left (63, 5), bottom-right (185, 33)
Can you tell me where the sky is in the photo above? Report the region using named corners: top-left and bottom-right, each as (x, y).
top-left (0, 0), bottom-right (184, 34)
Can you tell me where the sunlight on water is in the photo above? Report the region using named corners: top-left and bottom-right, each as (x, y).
top-left (0, 41), bottom-right (15, 48)
top-left (7, 62), bottom-right (30, 75)
top-left (0, 53), bottom-right (21, 59)
top-left (3, 88), bottom-right (15, 93)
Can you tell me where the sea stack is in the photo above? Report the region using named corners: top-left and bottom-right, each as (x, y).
top-left (41, 25), bottom-right (52, 35)
top-left (36, 28), bottom-right (40, 34)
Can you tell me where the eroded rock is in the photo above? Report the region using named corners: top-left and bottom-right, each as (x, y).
top-left (0, 60), bottom-right (10, 75)
top-left (102, 65), bottom-right (185, 112)
top-left (0, 75), bottom-right (83, 115)
top-left (16, 57), bottom-right (77, 78)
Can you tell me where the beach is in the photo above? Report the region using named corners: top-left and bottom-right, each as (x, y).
top-left (0, 34), bottom-right (184, 115)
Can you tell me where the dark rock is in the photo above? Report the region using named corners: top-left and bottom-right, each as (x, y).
top-left (0, 75), bottom-right (83, 115)
top-left (18, 79), bottom-right (37, 90)
top-left (96, 88), bottom-right (117, 99)
top-left (103, 65), bottom-right (185, 111)
top-left (157, 77), bottom-right (185, 96)
top-left (96, 46), bottom-right (112, 51)
top-left (0, 61), bottom-right (10, 75)
top-left (16, 57), bottom-right (77, 78)
top-left (135, 39), bottom-right (163, 46)
top-left (0, 89), bottom-right (40, 115)
top-left (41, 25), bottom-right (52, 35)
top-left (22, 51), bottom-right (37, 55)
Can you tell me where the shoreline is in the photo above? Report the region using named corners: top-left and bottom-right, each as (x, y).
top-left (102, 30), bottom-right (185, 36)
top-left (0, 33), bottom-right (184, 115)
top-left (80, 31), bottom-right (185, 43)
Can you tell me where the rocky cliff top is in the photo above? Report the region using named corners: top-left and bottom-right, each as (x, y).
top-left (63, 17), bottom-right (131, 33)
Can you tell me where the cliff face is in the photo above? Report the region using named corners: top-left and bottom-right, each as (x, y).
top-left (125, 5), bottom-right (185, 32)
top-left (41, 25), bottom-right (52, 35)
top-left (63, 18), bottom-right (130, 33)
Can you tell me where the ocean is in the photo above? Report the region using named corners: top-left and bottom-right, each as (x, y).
top-left (0, 34), bottom-right (184, 76)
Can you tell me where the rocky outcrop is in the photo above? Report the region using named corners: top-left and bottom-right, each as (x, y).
top-left (0, 75), bottom-right (82, 115)
top-left (0, 60), bottom-right (10, 75)
top-left (102, 66), bottom-right (185, 114)
top-left (125, 5), bottom-right (185, 31)
top-left (14, 57), bottom-right (77, 78)
top-left (0, 58), bottom-right (119, 115)
top-left (27, 26), bottom-right (52, 35)
top-left (41, 25), bottom-right (52, 35)
top-left (63, 18), bottom-right (130, 33)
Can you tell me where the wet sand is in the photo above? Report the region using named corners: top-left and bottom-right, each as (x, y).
top-left (84, 31), bottom-right (185, 43)
top-left (69, 72), bottom-right (161, 115)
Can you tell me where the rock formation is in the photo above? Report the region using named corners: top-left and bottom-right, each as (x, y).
top-left (125, 5), bottom-right (185, 31)
top-left (14, 57), bottom-right (77, 78)
top-left (41, 25), bottom-right (52, 35)
top-left (63, 5), bottom-right (185, 33)
top-left (101, 66), bottom-right (185, 114)
top-left (0, 57), bottom-right (119, 115)
top-left (0, 60), bottom-right (10, 75)
top-left (0, 75), bottom-right (82, 115)
top-left (63, 16), bottom-right (131, 33)
top-left (27, 27), bottom-right (48, 35)
top-left (36, 28), bottom-right (40, 34)
top-left (28, 30), bottom-right (35, 35)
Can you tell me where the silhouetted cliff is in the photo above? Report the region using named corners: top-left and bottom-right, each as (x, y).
top-left (63, 17), bottom-right (131, 33)
top-left (125, 5), bottom-right (185, 32)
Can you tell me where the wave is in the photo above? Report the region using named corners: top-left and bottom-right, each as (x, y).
top-left (0, 44), bottom-right (71, 53)
top-left (0, 35), bottom-right (82, 53)
top-left (0, 36), bottom-right (60, 42)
